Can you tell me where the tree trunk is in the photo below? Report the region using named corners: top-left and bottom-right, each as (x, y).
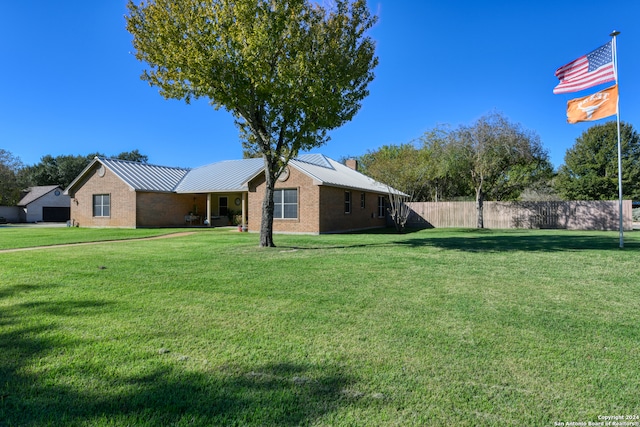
top-left (476, 186), bottom-right (484, 229)
top-left (259, 157), bottom-right (277, 247)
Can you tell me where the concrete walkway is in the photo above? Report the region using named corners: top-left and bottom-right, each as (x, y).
top-left (0, 231), bottom-right (196, 253)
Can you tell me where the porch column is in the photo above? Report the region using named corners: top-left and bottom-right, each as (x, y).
top-left (206, 193), bottom-right (212, 227)
top-left (242, 193), bottom-right (247, 230)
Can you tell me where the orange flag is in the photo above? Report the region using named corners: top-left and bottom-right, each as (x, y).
top-left (566, 84), bottom-right (618, 124)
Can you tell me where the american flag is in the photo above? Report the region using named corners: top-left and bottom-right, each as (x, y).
top-left (553, 41), bottom-right (615, 94)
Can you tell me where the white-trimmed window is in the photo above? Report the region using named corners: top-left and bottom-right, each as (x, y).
top-left (377, 195), bottom-right (386, 218)
top-left (360, 192), bottom-right (366, 209)
top-left (93, 194), bottom-right (110, 217)
top-left (274, 189), bottom-right (298, 219)
top-left (344, 191), bottom-right (352, 214)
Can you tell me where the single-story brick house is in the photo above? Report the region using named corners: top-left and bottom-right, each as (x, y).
top-left (18, 185), bottom-right (71, 223)
top-left (64, 154), bottom-right (401, 234)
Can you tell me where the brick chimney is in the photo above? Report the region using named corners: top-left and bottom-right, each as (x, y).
top-left (345, 159), bottom-right (358, 171)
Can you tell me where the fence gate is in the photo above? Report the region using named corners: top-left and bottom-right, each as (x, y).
top-left (532, 202), bottom-right (559, 229)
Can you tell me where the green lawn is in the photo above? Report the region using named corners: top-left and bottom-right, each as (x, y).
top-left (1, 227), bottom-right (639, 426)
top-left (0, 226), bottom-right (192, 250)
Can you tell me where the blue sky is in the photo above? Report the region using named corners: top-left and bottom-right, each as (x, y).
top-left (1, 1), bottom-right (638, 170)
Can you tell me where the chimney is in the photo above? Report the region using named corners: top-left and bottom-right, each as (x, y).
top-left (345, 159), bottom-right (358, 171)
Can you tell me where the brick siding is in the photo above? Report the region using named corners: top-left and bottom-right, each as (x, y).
top-left (68, 165), bottom-right (137, 227)
top-left (68, 164), bottom-right (209, 228)
top-left (319, 187), bottom-right (386, 233)
top-left (70, 161), bottom-right (388, 232)
top-left (248, 167), bottom-right (320, 233)
top-left (137, 192), bottom-right (207, 227)
top-left (249, 167), bottom-right (387, 234)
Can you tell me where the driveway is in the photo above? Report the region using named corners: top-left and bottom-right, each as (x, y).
top-left (0, 222), bottom-right (68, 228)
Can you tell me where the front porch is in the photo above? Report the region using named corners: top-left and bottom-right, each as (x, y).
top-left (187, 192), bottom-right (248, 229)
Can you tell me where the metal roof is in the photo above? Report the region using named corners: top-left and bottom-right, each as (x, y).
top-left (99, 158), bottom-right (190, 192)
top-left (67, 154), bottom-right (402, 196)
top-left (18, 185), bottom-right (62, 206)
top-left (291, 154), bottom-right (404, 195)
top-left (175, 158), bottom-right (264, 193)
top-left (176, 154), bottom-right (399, 194)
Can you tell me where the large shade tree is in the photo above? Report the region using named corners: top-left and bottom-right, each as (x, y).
top-left (126, 0), bottom-right (378, 247)
top-left (449, 112), bottom-right (551, 228)
top-left (555, 121), bottom-right (640, 200)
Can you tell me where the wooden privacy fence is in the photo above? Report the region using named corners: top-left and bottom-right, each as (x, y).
top-left (406, 200), bottom-right (633, 231)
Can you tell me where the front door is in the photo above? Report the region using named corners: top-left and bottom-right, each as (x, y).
top-left (219, 196), bottom-right (228, 217)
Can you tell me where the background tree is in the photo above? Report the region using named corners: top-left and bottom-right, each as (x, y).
top-left (358, 129), bottom-right (471, 204)
top-left (20, 150), bottom-right (148, 189)
top-left (20, 154), bottom-right (94, 189)
top-left (447, 112), bottom-right (550, 228)
top-left (555, 121), bottom-right (640, 200)
top-left (417, 125), bottom-right (473, 202)
top-left (358, 144), bottom-right (427, 232)
top-left (359, 144), bottom-right (429, 201)
top-left (127, 0), bottom-right (378, 247)
top-left (114, 149), bottom-right (149, 163)
top-left (0, 149), bottom-right (25, 205)
top-left (358, 115), bottom-right (552, 223)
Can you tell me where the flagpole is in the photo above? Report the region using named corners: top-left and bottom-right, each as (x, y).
top-left (610, 30), bottom-right (623, 249)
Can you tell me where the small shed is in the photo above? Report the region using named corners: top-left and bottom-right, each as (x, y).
top-left (18, 185), bottom-right (71, 222)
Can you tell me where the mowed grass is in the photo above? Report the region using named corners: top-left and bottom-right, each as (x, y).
top-left (0, 226), bottom-right (190, 250)
top-left (1, 227), bottom-right (639, 426)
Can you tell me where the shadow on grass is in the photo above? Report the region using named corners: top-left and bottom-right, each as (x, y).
top-left (276, 228), bottom-right (639, 253)
top-left (397, 229), bottom-right (640, 252)
top-left (0, 293), bottom-right (355, 426)
top-left (0, 283), bottom-right (40, 300)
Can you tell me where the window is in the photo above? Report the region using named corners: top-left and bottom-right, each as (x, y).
top-left (274, 189), bottom-right (298, 219)
top-left (344, 191), bottom-right (351, 214)
top-left (377, 195), bottom-right (386, 218)
top-left (360, 192), bottom-right (366, 209)
top-left (93, 194), bottom-right (110, 217)
top-left (219, 196), bottom-right (228, 216)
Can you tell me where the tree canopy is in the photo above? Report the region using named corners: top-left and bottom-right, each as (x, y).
top-left (0, 149), bottom-right (25, 206)
top-left (416, 125), bottom-right (473, 202)
top-left (126, 0), bottom-right (378, 246)
top-left (358, 144), bottom-right (428, 232)
top-left (359, 112), bottom-right (553, 228)
top-left (359, 144), bottom-right (430, 202)
top-left (114, 149), bottom-right (149, 164)
top-left (19, 150), bottom-right (149, 190)
top-left (555, 121), bottom-right (640, 200)
top-left (449, 112), bottom-right (552, 227)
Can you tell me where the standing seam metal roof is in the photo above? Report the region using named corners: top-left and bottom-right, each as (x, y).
top-left (174, 158), bottom-right (264, 193)
top-left (100, 158), bottom-right (190, 192)
top-left (291, 154), bottom-right (403, 195)
top-left (90, 155), bottom-right (401, 196)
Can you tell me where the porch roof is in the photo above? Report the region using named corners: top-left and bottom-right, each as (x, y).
top-left (174, 158), bottom-right (264, 193)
